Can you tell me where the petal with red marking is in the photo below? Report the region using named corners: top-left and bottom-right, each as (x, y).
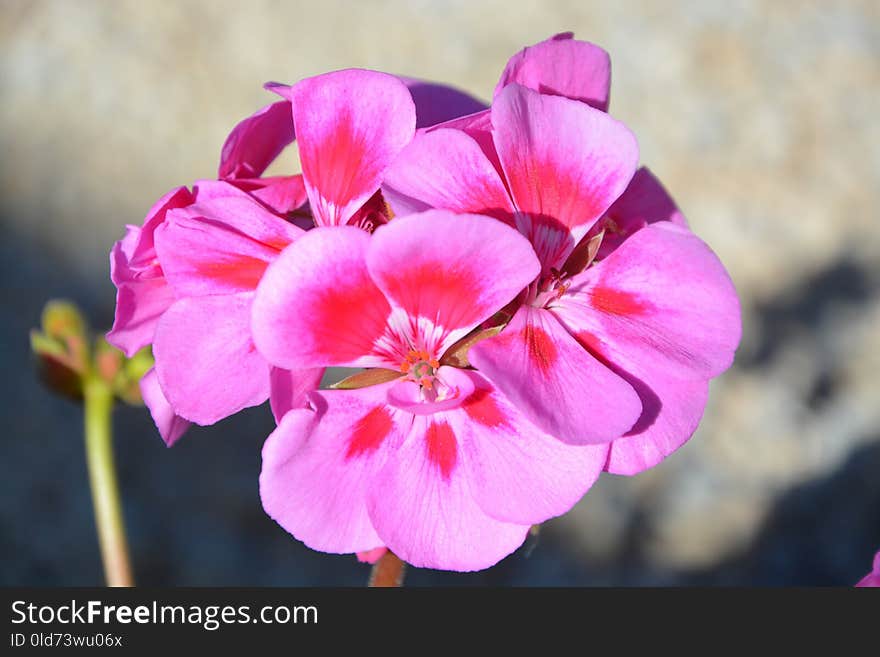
top-left (260, 383), bottom-right (407, 554)
top-left (492, 84), bottom-right (638, 267)
top-left (382, 129), bottom-right (514, 222)
top-left (153, 293), bottom-right (270, 425)
top-left (291, 69), bottom-right (415, 226)
top-left (469, 305), bottom-right (641, 445)
top-left (367, 415), bottom-right (530, 571)
top-left (554, 222), bottom-right (741, 381)
top-left (451, 372), bottom-right (608, 524)
top-left (495, 32), bottom-right (611, 111)
top-left (252, 226), bottom-right (392, 370)
top-left (367, 211), bottom-right (539, 348)
top-left (155, 196), bottom-right (302, 297)
top-left (139, 367), bottom-right (191, 447)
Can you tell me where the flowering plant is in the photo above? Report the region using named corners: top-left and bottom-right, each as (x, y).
top-left (106, 33), bottom-right (741, 580)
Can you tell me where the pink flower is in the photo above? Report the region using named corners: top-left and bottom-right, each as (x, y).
top-left (251, 212), bottom-right (610, 571)
top-left (384, 83), bottom-right (741, 470)
top-left (856, 551), bottom-right (880, 587)
top-left (109, 69), bottom-right (420, 444)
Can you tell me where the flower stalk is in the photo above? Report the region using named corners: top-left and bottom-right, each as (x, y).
top-left (368, 551), bottom-right (407, 587)
top-left (83, 374), bottom-right (134, 587)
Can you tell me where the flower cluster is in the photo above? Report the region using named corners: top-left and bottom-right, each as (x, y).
top-left (108, 33), bottom-right (741, 571)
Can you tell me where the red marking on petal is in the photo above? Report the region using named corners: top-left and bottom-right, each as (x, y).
top-left (345, 406), bottom-right (393, 459)
top-left (575, 330), bottom-right (605, 356)
top-left (195, 256), bottom-right (269, 290)
top-left (523, 323), bottom-right (557, 374)
top-left (589, 286), bottom-right (649, 316)
top-left (425, 421), bottom-right (458, 481)
top-left (463, 387), bottom-right (506, 428)
top-left (385, 262), bottom-right (484, 328)
top-left (312, 278), bottom-right (389, 356)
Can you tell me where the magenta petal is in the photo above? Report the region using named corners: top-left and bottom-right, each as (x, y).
top-left (469, 305), bottom-right (641, 445)
top-left (218, 100), bottom-right (294, 179)
top-left (139, 368), bottom-right (191, 447)
top-left (260, 383), bottom-right (407, 554)
top-left (382, 128), bottom-right (514, 222)
top-left (555, 222), bottom-right (742, 381)
top-left (593, 167), bottom-right (688, 259)
top-left (367, 211), bottom-right (539, 348)
top-left (495, 32), bottom-right (612, 111)
top-left (268, 366), bottom-right (325, 424)
top-left (236, 174), bottom-right (308, 215)
top-left (367, 414), bottom-right (530, 571)
top-left (107, 256), bottom-right (175, 357)
top-left (602, 368), bottom-right (709, 475)
top-left (401, 77), bottom-right (487, 128)
top-left (154, 195), bottom-right (302, 297)
top-left (252, 226), bottom-right (392, 370)
top-left (126, 186), bottom-right (196, 271)
top-left (291, 69), bottom-right (416, 226)
top-left (153, 293), bottom-right (270, 425)
top-left (856, 551), bottom-right (880, 587)
top-left (452, 372), bottom-right (608, 524)
top-left (356, 547), bottom-right (387, 564)
top-left (492, 84), bottom-right (638, 267)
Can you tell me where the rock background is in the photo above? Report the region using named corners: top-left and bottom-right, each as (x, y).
top-left (2, 0), bottom-right (878, 585)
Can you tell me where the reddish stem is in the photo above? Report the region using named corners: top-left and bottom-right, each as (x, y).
top-left (368, 551), bottom-right (407, 587)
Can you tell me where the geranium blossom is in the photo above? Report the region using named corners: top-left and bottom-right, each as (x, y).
top-left (109, 69), bottom-right (419, 442)
top-left (384, 82), bottom-right (741, 469)
top-left (251, 212), bottom-right (610, 570)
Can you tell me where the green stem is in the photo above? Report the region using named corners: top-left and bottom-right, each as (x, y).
top-left (83, 376), bottom-right (134, 587)
top-left (368, 551), bottom-right (407, 587)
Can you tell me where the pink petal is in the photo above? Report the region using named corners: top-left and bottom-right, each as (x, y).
top-left (260, 383), bottom-right (408, 554)
top-left (229, 174), bottom-right (308, 216)
top-left (126, 186), bottom-right (196, 272)
top-left (356, 547), bottom-right (387, 564)
top-left (139, 367), bottom-right (191, 447)
top-left (252, 226), bottom-right (392, 370)
top-left (218, 100), bottom-right (294, 179)
top-left (427, 108), bottom-right (500, 169)
top-left (590, 167), bottom-right (688, 260)
top-left (106, 186), bottom-right (195, 356)
top-left (401, 77), bottom-right (487, 128)
top-left (856, 551), bottom-right (880, 586)
top-left (367, 414), bottom-right (530, 571)
top-left (290, 69), bottom-right (415, 226)
top-left (366, 211), bottom-right (540, 349)
top-left (154, 195), bottom-right (302, 297)
top-left (495, 32), bottom-right (612, 112)
top-left (469, 305), bottom-right (641, 445)
top-left (492, 84), bottom-right (638, 268)
top-left (451, 371), bottom-right (609, 524)
top-left (600, 362), bottom-right (709, 475)
top-left (554, 222), bottom-right (741, 381)
top-left (153, 293), bottom-right (270, 425)
top-left (382, 128), bottom-right (514, 222)
top-left (107, 247), bottom-right (175, 357)
top-left (268, 366), bottom-right (325, 424)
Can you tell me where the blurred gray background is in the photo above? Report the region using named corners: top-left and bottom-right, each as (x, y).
top-left (2, 0), bottom-right (879, 585)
